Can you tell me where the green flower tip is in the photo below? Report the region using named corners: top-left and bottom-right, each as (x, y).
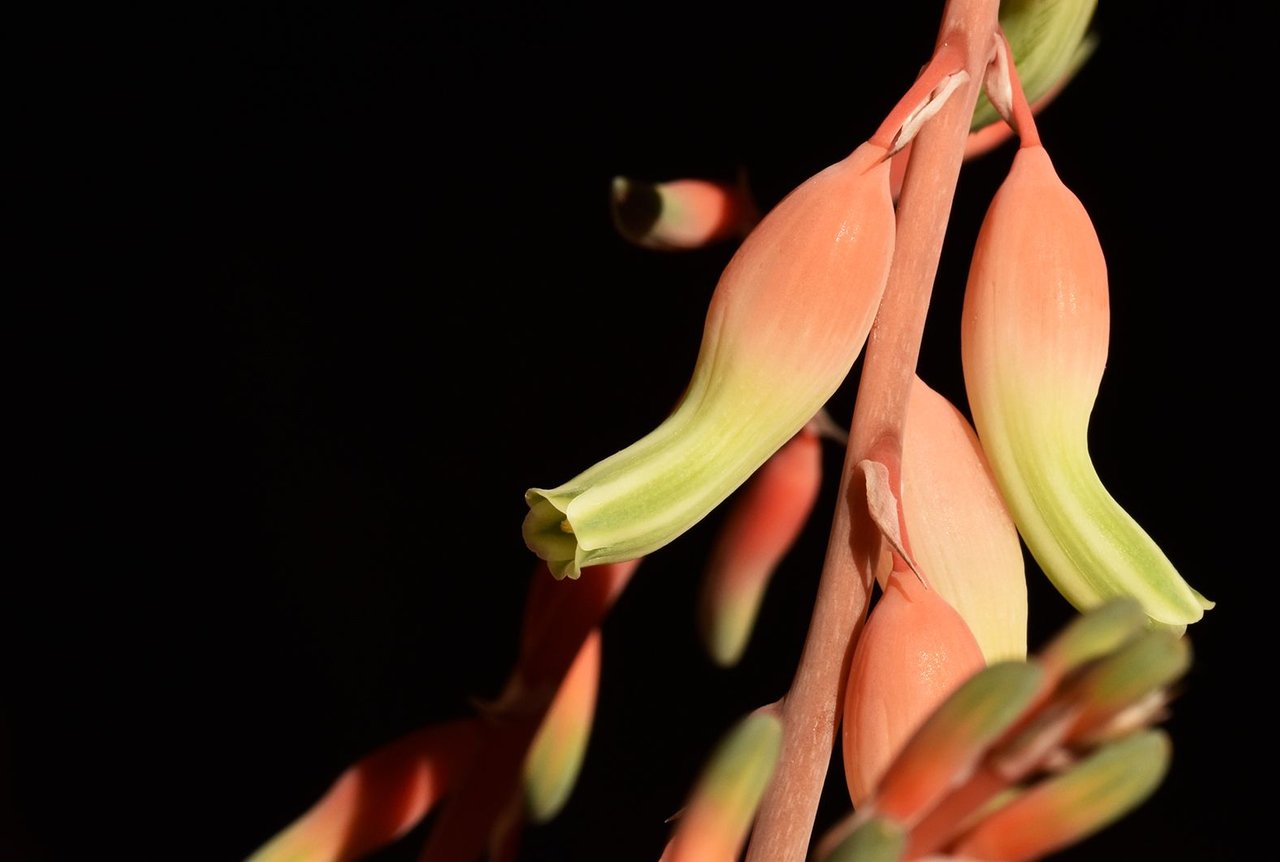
top-left (972, 0), bottom-right (1099, 131)
top-left (822, 816), bottom-right (906, 862)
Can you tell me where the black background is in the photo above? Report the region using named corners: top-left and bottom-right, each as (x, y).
top-left (12, 2), bottom-right (1263, 860)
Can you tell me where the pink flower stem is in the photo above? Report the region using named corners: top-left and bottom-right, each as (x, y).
top-left (744, 3), bottom-right (1000, 861)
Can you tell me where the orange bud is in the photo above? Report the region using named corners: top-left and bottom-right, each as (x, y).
top-left (841, 571), bottom-right (986, 806)
top-left (697, 425), bottom-right (823, 666)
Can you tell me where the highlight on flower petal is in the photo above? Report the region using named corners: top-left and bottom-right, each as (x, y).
top-left (610, 173), bottom-right (758, 251)
top-left (697, 423), bottom-right (823, 667)
top-left (960, 142), bottom-right (1212, 630)
top-left (247, 719), bottom-right (480, 862)
top-left (841, 570), bottom-right (987, 807)
top-left (971, 0), bottom-right (1099, 133)
top-left (524, 140), bottom-right (895, 580)
top-left (523, 630), bottom-right (602, 823)
top-left (662, 708), bottom-right (783, 862)
top-left (950, 730), bottom-right (1171, 862)
top-left (901, 375), bottom-right (1027, 662)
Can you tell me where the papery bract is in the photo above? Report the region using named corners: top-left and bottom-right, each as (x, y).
top-left (525, 142), bottom-right (894, 579)
top-left (960, 144), bottom-right (1212, 630)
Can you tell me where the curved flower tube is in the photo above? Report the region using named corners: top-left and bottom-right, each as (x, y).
top-left (525, 141), bottom-right (895, 579)
top-left (961, 143), bottom-right (1212, 630)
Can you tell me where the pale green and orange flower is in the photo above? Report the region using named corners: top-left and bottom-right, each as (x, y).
top-left (697, 422), bottom-right (824, 667)
top-left (659, 708), bottom-right (783, 862)
top-left (522, 629), bottom-right (601, 823)
top-left (961, 141), bottom-right (1212, 632)
top-left (610, 174), bottom-right (758, 251)
top-left (524, 140), bottom-right (895, 580)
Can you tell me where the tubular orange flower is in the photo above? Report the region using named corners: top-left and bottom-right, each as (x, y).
top-left (522, 630), bottom-right (601, 823)
top-left (841, 570), bottom-right (986, 807)
top-left (524, 140), bottom-right (895, 580)
top-left (662, 708), bottom-right (783, 862)
top-left (960, 141), bottom-right (1212, 630)
top-left (697, 423), bottom-right (823, 667)
top-left (247, 720), bottom-right (480, 862)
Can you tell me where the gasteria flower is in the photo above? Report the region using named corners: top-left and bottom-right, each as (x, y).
top-left (901, 375), bottom-right (1027, 662)
top-left (523, 630), bottom-right (601, 823)
top-left (660, 708), bottom-right (783, 862)
top-left (697, 422), bottom-right (824, 667)
top-left (247, 720), bottom-right (480, 862)
top-left (525, 141), bottom-right (895, 579)
top-left (610, 174), bottom-right (758, 251)
top-left (960, 143), bottom-right (1212, 631)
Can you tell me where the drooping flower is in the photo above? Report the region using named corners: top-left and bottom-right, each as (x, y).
top-left (660, 708), bottom-right (783, 862)
top-left (247, 720), bottom-right (480, 862)
top-left (901, 375), bottom-right (1027, 661)
top-left (960, 142), bottom-right (1212, 631)
top-left (522, 630), bottom-right (601, 823)
top-left (697, 422), bottom-right (824, 667)
top-left (525, 141), bottom-right (895, 579)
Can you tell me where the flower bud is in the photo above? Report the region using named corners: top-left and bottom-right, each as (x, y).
top-left (663, 709), bottom-right (783, 862)
top-left (610, 175), bottom-right (757, 251)
top-left (697, 424), bottom-right (823, 666)
top-left (526, 142), bottom-right (895, 579)
top-left (523, 630), bottom-right (601, 823)
top-left (842, 571), bottom-right (987, 806)
top-left (951, 730), bottom-right (1171, 861)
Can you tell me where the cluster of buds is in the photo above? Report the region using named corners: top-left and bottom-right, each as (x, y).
top-left (666, 598), bottom-right (1187, 862)
top-left (248, 3), bottom-right (1211, 861)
